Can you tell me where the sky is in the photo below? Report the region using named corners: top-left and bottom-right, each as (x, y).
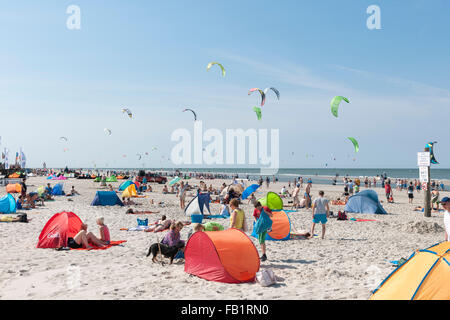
top-left (0, 0), bottom-right (449, 169)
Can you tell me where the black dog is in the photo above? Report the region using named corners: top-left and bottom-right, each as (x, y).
top-left (146, 242), bottom-right (184, 265)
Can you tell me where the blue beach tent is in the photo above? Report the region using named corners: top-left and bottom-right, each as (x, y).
top-left (51, 183), bottom-right (65, 196)
top-left (344, 190), bottom-right (387, 214)
top-left (91, 191), bottom-right (124, 206)
top-left (0, 194), bottom-right (16, 214)
top-left (118, 180), bottom-right (136, 192)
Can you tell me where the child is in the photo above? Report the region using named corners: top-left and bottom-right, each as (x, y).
top-left (309, 190), bottom-right (329, 240)
top-left (97, 217), bottom-right (110, 245)
top-left (253, 201), bottom-right (273, 261)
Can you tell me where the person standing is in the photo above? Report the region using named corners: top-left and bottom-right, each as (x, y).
top-left (292, 183), bottom-right (301, 209)
top-left (440, 197), bottom-right (450, 241)
top-left (407, 182), bottom-right (414, 204)
top-left (305, 180), bottom-right (312, 209)
top-left (309, 190), bottom-right (330, 240)
top-left (385, 181), bottom-right (392, 201)
top-left (178, 181), bottom-right (187, 210)
top-left (253, 201), bottom-right (273, 262)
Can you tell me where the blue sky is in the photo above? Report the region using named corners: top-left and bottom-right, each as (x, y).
top-left (0, 0), bottom-right (449, 169)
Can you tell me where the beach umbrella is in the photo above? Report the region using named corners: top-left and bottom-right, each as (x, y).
top-left (169, 176), bottom-right (181, 186)
top-left (241, 184), bottom-right (260, 200)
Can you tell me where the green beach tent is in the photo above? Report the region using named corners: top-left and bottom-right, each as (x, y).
top-left (257, 192), bottom-right (283, 210)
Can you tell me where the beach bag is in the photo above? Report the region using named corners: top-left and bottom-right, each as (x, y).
top-left (137, 218), bottom-right (148, 226)
top-left (256, 269), bottom-right (277, 287)
top-left (337, 211), bottom-right (347, 221)
top-left (253, 208), bottom-right (273, 235)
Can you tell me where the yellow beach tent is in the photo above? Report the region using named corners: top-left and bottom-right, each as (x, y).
top-left (122, 184), bottom-right (138, 198)
top-left (370, 241), bottom-right (450, 300)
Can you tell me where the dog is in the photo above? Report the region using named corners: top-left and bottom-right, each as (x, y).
top-left (146, 242), bottom-right (184, 265)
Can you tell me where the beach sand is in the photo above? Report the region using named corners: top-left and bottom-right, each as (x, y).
top-left (0, 176), bottom-right (448, 300)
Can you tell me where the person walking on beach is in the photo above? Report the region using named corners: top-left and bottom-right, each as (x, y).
top-left (266, 176), bottom-right (270, 188)
top-left (292, 184), bottom-right (301, 209)
top-left (309, 190), bottom-right (329, 240)
top-left (407, 182), bottom-right (414, 204)
top-left (441, 197), bottom-right (450, 241)
top-left (305, 180), bottom-right (312, 208)
top-left (385, 181), bottom-right (392, 201)
top-left (179, 181), bottom-right (187, 210)
top-left (253, 201), bottom-right (273, 262)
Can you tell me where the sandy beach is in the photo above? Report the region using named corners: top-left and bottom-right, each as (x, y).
top-left (0, 176), bottom-right (448, 300)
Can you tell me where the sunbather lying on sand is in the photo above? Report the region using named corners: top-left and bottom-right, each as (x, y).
top-left (125, 208), bottom-right (159, 214)
top-left (144, 215), bottom-right (172, 232)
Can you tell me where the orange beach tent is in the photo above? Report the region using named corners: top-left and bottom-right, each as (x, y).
top-left (6, 183), bottom-right (22, 194)
top-left (184, 228), bottom-right (260, 283)
top-left (370, 242), bottom-right (450, 300)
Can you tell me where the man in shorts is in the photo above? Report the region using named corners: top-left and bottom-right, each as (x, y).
top-left (309, 190), bottom-right (329, 240)
top-left (253, 202), bottom-right (273, 262)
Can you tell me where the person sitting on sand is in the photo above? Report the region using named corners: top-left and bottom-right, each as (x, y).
top-left (122, 197), bottom-right (137, 206)
top-left (67, 223), bottom-right (106, 249)
top-left (162, 185), bottom-right (169, 194)
top-left (144, 215), bottom-right (172, 232)
top-left (187, 223), bottom-right (205, 239)
top-left (108, 184), bottom-right (113, 192)
top-left (170, 185), bottom-right (175, 193)
top-left (96, 217), bottom-right (110, 245)
top-left (161, 221), bottom-right (185, 248)
top-left (45, 183), bottom-right (53, 197)
top-left (67, 186), bottom-right (80, 196)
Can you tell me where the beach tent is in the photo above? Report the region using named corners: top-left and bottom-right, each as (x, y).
top-left (106, 176), bottom-right (117, 182)
top-left (117, 175), bottom-right (125, 180)
top-left (54, 176), bottom-right (67, 181)
top-left (118, 180), bottom-right (135, 191)
top-left (0, 194), bottom-right (16, 214)
top-left (51, 183), bottom-right (65, 196)
top-left (257, 192), bottom-right (283, 210)
top-left (122, 184), bottom-right (138, 198)
top-left (91, 191), bottom-right (124, 206)
top-left (37, 212), bottom-right (83, 249)
top-left (6, 183), bottom-right (22, 194)
top-left (185, 192), bottom-right (211, 217)
top-left (8, 172), bottom-right (20, 178)
top-left (47, 175), bottom-right (56, 180)
top-left (94, 177), bottom-right (101, 182)
top-left (37, 186), bottom-right (45, 197)
top-left (242, 184), bottom-right (260, 200)
top-left (251, 210), bottom-right (291, 241)
top-left (184, 228), bottom-right (260, 283)
top-left (344, 190), bottom-right (387, 214)
top-left (370, 242), bottom-right (450, 300)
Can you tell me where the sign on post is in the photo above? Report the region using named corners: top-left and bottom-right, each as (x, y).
top-left (417, 152), bottom-right (430, 167)
top-left (419, 166), bottom-right (429, 183)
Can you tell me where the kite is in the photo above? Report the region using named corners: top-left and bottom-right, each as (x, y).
top-left (183, 108), bottom-right (197, 121)
top-left (253, 106), bottom-right (262, 120)
top-left (263, 87), bottom-right (280, 100)
top-left (136, 154), bottom-right (142, 161)
top-left (152, 147), bottom-right (158, 151)
top-left (122, 155), bottom-right (127, 158)
top-left (330, 96), bottom-right (350, 118)
top-left (145, 152), bottom-right (149, 156)
top-left (104, 128), bottom-right (112, 136)
top-left (248, 88), bottom-right (266, 106)
top-left (63, 148), bottom-right (69, 152)
top-left (206, 62), bottom-right (226, 77)
top-left (122, 108), bottom-right (132, 119)
top-left (425, 141), bottom-right (439, 164)
top-left (348, 137), bottom-right (359, 153)
top-left (59, 137), bottom-right (68, 142)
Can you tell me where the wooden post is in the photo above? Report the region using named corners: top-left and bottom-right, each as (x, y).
top-left (424, 147), bottom-right (431, 217)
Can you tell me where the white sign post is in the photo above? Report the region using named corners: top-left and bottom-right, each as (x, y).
top-left (419, 166), bottom-right (429, 183)
top-left (417, 152), bottom-right (430, 167)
